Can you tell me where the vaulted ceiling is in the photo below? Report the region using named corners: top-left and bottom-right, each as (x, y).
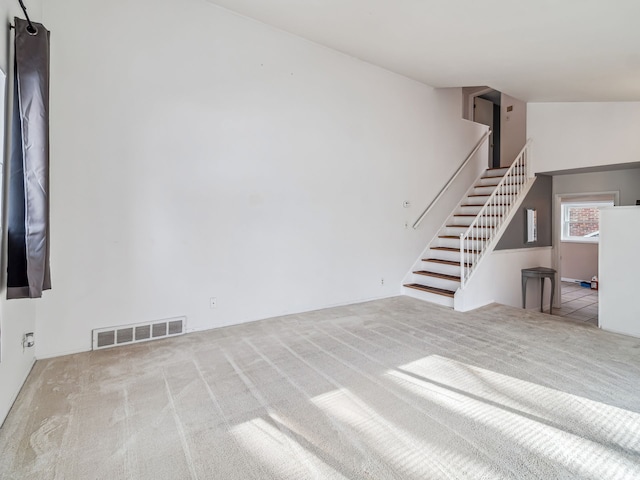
top-left (207, 0), bottom-right (640, 102)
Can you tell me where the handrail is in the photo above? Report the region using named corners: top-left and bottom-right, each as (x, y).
top-left (459, 139), bottom-right (533, 288)
top-left (413, 129), bottom-right (491, 229)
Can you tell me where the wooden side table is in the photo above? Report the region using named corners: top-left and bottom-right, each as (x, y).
top-left (521, 267), bottom-right (556, 314)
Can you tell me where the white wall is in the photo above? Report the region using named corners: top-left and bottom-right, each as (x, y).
top-left (599, 207), bottom-right (640, 338)
top-left (456, 247), bottom-right (554, 312)
top-left (500, 93), bottom-right (526, 167)
top-left (0, 0), bottom-right (44, 424)
top-left (560, 242), bottom-right (597, 282)
top-left (528, 102), bottom-right (640, 173)
top-left (36, 0), bottom-right (486, 358)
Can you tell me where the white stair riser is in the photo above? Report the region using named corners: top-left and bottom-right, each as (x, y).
top-left (450, 217), bottom-right (501, 227)
top-left (411, 274), bottom-right (460, 292)
top-left (443, 226), bottom-right (492, 237)
top-left (477, 175), bottom-right (525, 187)
top-left (465, 196), bottom-right (491, 206)
top-left (476, 177), bottom-right (504, 187)
top-left (465, 195), bottom-right (516, 206)
top-left (472, 185), bottom-right (497, 196)
top-left (429, 249), bottom-right (463, 262)
top-left (457, 205), bottom-right (510, 215)
top-left (490, 167), bottom-right (525, 176)
top-left (437, 237), bottom-right (485, 250)
top-left (449, 217), bottom-right (474, 227)
top-left (457, 205), bottom-right (483, 215)
top-left (403, 286), bottom-right (454, 308)
top-left (420, 261), bottom-right (464, 277)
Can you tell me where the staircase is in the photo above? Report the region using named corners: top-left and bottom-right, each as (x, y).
top-left (403, 142), bottom-right (534, 308)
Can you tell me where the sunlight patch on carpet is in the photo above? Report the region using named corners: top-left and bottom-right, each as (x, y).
top-left (388, 355), bottom-right (640, 479)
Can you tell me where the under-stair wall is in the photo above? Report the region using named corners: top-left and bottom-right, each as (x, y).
top-left (455, 246), bottom-right (554, 312)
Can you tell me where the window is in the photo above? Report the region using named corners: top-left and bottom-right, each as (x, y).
top-left (561, 201), bottom-right (613, 243)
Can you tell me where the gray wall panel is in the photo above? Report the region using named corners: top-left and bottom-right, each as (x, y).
top-left (496, 174), bottom-right (552, 250)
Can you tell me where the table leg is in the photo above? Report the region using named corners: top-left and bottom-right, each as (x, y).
top-left (550, 275), bottom-right (555, 315)
top-left (540, 278), bottom-right (544, 313)
top-left (522, 276), bottom-right (527, 308)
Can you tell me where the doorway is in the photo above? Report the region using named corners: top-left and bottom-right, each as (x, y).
top-left (463, 86), bottom-right (527, 169)
top-left (553, 192), bottom-right (618, 326)
top-left (471, 89), bottom-right (501, 168)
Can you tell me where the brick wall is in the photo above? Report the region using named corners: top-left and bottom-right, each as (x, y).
top-left (568, 207), bottom-right (599, 237)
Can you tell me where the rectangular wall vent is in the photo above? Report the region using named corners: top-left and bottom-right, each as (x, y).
top-left (92, 316), bottom-right (186, 350)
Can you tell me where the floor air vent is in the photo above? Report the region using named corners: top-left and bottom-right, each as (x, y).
top-left (92, 316), bottom-right (186, 350)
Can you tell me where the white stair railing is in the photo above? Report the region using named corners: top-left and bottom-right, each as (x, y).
top-left (459, 141), bottom-right (533, 288)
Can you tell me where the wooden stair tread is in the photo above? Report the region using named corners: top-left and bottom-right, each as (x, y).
top-left (439, 235), bottom-right (486, 240)
top-left (413, 271), bottom-right (460, 281)
top-left (468, 193), bottom-right (516, 197)
top-left (446, 224), bottom-right (494, 229)
top-left (481, 174), bottom-right (525, 179)
top-left (422, 258), bottom-right (472, 267)
top-left (454, 214), bottom-right (501, 217)
top-left (432, 247), bottom-right (481, 253)
top-left (404, 284), bottom-right (456, 298)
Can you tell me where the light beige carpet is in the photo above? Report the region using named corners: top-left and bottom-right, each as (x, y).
top-left (1, 297), bottom-right (640, 479)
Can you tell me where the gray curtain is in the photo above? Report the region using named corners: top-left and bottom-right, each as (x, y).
top-left (7, 18), bottom-right (51, 299)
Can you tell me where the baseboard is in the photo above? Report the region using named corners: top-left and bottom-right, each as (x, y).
top-left (599, 326), bottom-right (640, 339)
top-left (187, 293), bottom-right (401, 334)
top-left (36, 347), bottom-right (90, 361)
top-left (37, 293), bottom-right (402, 359)
top-left (561, 277), bottom-right (585, 283)
top-left (0, 358), bottom-right (36, 429)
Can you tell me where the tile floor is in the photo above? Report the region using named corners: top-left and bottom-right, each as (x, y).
top-left (555, 281), bottom-right (599, 326)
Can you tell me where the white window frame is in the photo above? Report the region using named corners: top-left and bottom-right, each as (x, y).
top-left (560, 201), bottom-right (613, 243)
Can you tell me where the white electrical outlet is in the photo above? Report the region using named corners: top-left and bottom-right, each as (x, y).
top-left (23, 332), bottom-right (34, 348)
top-left (210, 297), bottom-right (217, 309)
top-left (381, 278), bottom-right (385, 286)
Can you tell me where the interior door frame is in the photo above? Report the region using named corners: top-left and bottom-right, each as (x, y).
top-left (552, 190), bottom-right (619, 309)
top-left (469, 88), bottom-right (498, 168)
top-left (468, 87), bottom-right (495, 124)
